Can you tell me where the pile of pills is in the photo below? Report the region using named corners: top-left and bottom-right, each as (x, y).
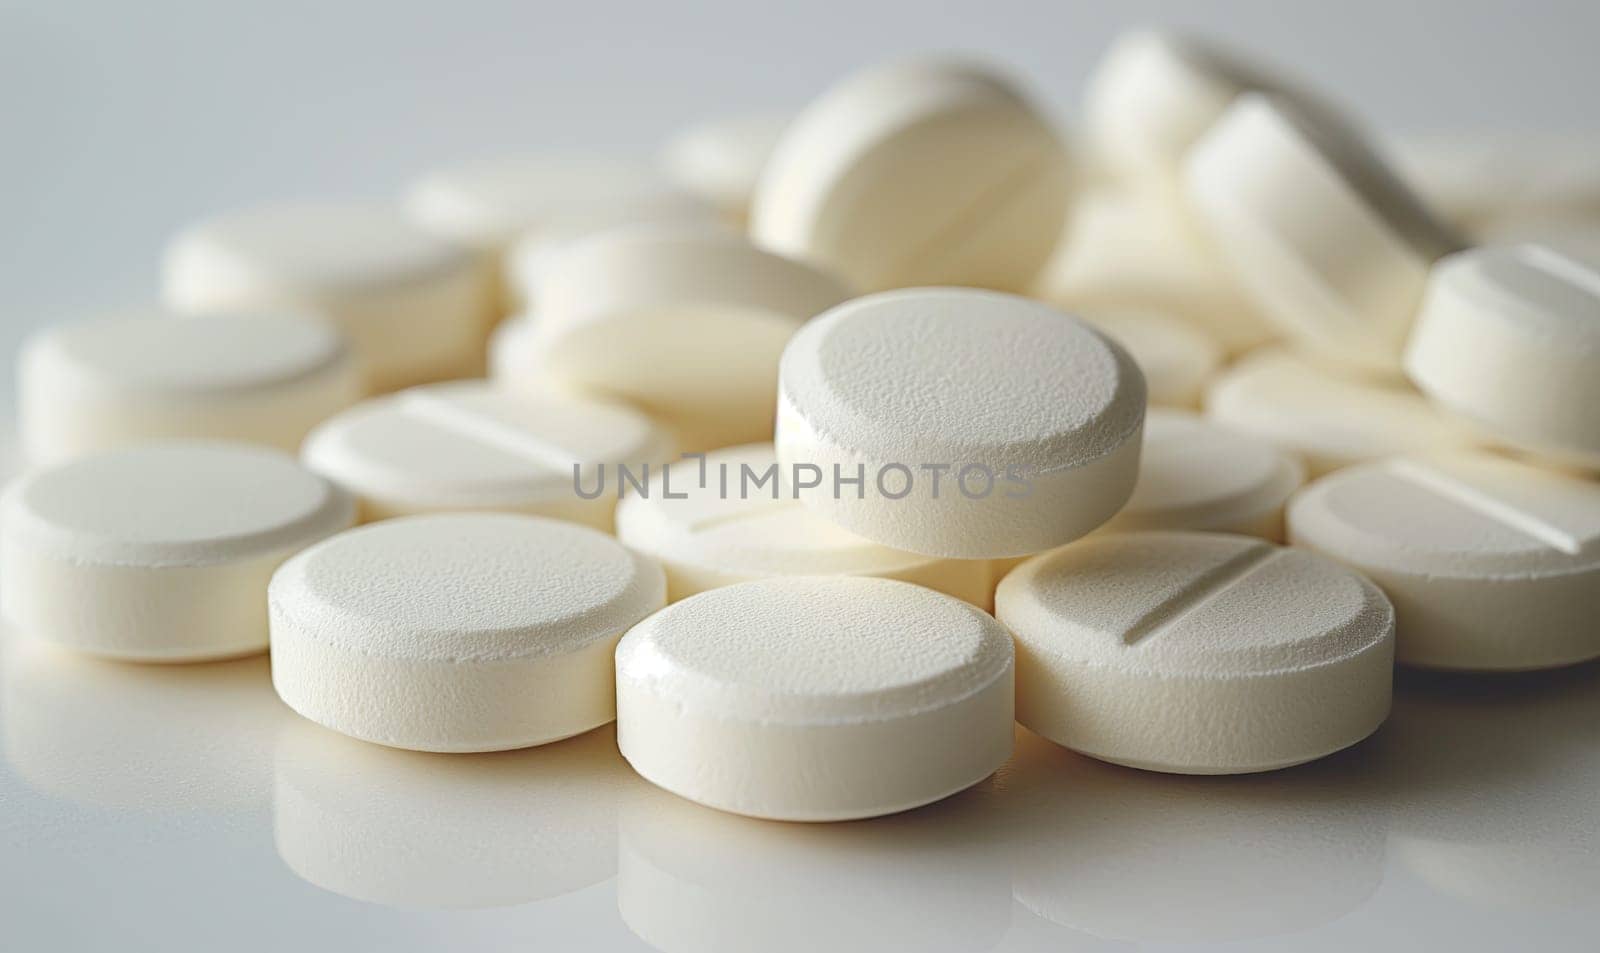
top-left (4, 33), bottom-right (1598, 823)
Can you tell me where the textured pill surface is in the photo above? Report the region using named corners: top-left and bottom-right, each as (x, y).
top-left (1289, 451), bottom-right (1600, 671)
top-left (270, 512), bottom-right (665, 753)
top-left (0, 443), bottom-right (354, 661)
top-left (614, 576), bottom-right (1014, 821)
top-left (776, 287), bottom-right (1146, 558)
top-left (996, 531), bottom-right (1394, 774)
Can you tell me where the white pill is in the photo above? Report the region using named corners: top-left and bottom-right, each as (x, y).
top-left (1031, 189), bottom-right (1277, 355)
top-left (776, 288), bottom-right (1145, 559)
top-left (270, 513), bottom-right (665, 752)
top-left (662, 112), bottom-right (790, 223)
top-left (504, 203), bottom-right (722, 311)
top-left (1404, 244), bottom-right (1600, 469)
top-left (615, 576), bottom-right (1013, 820)
top-left (405, 157), bottom-right (704, 257)
top-left (532, 223), bottom-right (852, 453)
top-left (1186, 94), bottom-right (1463, 373)
top-left (1205, 348), bottom-right (1481, 477)
top-left (996, 531), bottom-right (1394, 774)
top-left (1086, 312), bottom-right (1223, 408)
top-left (1, 443), bottom-right (354, 661)
top-left (751, 59), bottom-right (1071, 293)
top-left (615, 443), bottom-right (991, 605)
top-left (163, 202), bottom-right (495, 392)
top-left (1289, 452), bottom-right (1600, 671)
top-left (18, 311), bottom-right (361, 466)
top-left (1104, 410), bottom-right (1304, 541)
top-left (1393, 133), bottom-right (1600, 233)
top-left (1083, 30), bottom-right (1324, 187)
top-left (303, 380), bottom-right (673, 530)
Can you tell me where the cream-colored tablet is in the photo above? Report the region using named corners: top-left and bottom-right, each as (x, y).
top-left (615, 443), bottom-right (990, 605)
top-left (1083, 30), bottom-right (1323, 187)
top-left (615, 576), bottom-right (1013, 821)
top-left (751, 59), bottom-right (1071, 293)
top-left (270, 513), bottom-right (665, 753)
top-left (1186, 94), bottom-right (1462, 373)
top-left (1205, 349), bottom-right (1481, 476)
top-left (162, 202), bottom-right (495, 391)
top-left (662, 113), bottom-right (790, 223)
top-left (486, 313), bottom-right (545, 385)
top-left (996, 531), bottom-right (1393, 774)
top-left (405, 156), bottom-right (701, 256)
top-left (302, 380), bottom-right (673, 530)
top-left (777, 288), bottom-right (1145, 558)
top-left (1393, 133), bottom-right (1600, 233)
top-left (533, 223), bottom-right (852, 453)
top-left (1289, 452), bottom-right (1600, 671)
top-left (504, 203), bottom-right (721, 310)
top-left (1104, 410), bottom-right (1304, 540)
top-left (1, 443), bottom-right (354, 661)
top-left (1404, 244), bottom-right (1600, 469)
top-left (18, 310), bottom-right (361, 466)
top-left (1032, 189), bottom-right (1277, 355)
top-left (1087, 312), bottom-right (1223, 408)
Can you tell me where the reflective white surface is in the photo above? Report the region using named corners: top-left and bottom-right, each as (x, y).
top-left (4, 625), bottom-right (1599, 951)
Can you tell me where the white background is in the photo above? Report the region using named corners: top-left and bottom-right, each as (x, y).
top-left (2, 1), bottom-right (1599, 950)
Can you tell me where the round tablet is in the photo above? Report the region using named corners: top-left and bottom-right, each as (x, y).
top-left (404, 156), bottom-right (701, 256)
top-left (270, 513), bottom-right (665, 752)
top-left (18, 310), bottom-right (362, 466)
top-left (1288, 452), bottom-right (1600, 671)
top-left (162, 202), bottom-right (495, 392)
top-left (1404, 244), bottom-right (1600, 469)
top-left (533, 223), bottom-right (853, 452)
top-left (1032, 189), bottom-right (1277, 355)
top-left (615, 576), bottom-right (1013, 820)
top-left (1205, 348), bottom-right (1481, 476)
top-left (776, 288), bottom-right (1146, 558)
top-left (615, 443), bottom-right (991, 605)
top-left (1104, 410), bottom-right (1304, 540)
top-left (1185, 94), bottom-right (1463, 373)
top-left (751, 59), bottom-right (1071, 293)
top-left (303, 381), bottom-right (673, 530)
top-left (662, 112), bottom-right (790, 223)
top-left (1083, 30), bottom-right (1326, 187)
top-left (1087, 312), bottom-right (1223, 408)
top-left (1, 443), bottom-right (354, 661)
top-left (996, 531), bottom-right (1394, 774)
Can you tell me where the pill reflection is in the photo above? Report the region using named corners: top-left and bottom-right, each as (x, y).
top-left (1385, 664), bottom-right (1600, 911)
top-left (999, 727), bottom-right (1386, 943)
top-left (272, 720), bottom-right (640, 909)
top-left (616, 778), bottom-right (1012, 953)
top-left (0, 629), bottom-right (283, 810)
